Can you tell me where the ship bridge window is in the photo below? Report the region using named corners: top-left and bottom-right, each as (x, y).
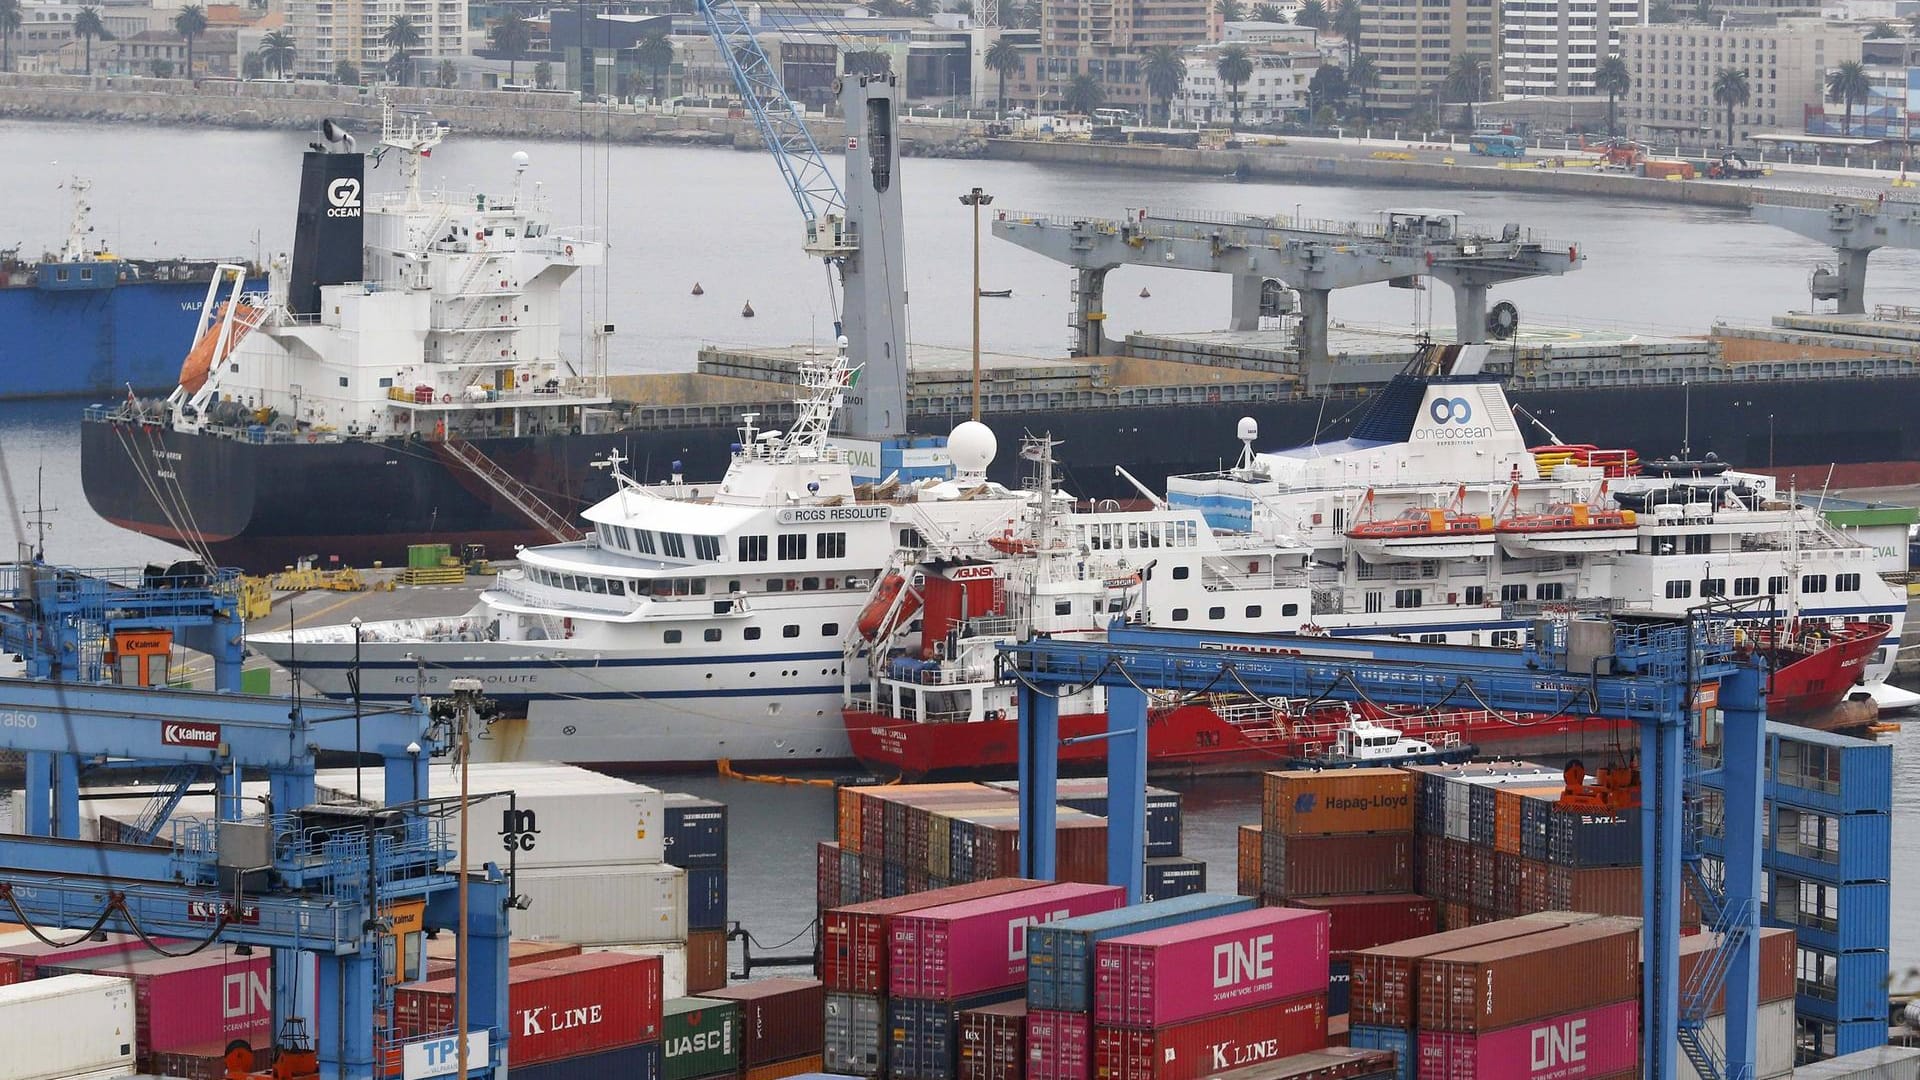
top-left (819, 532), bottom-right (847, 559)
top-left (663, 534), bottom-right (687, 559)
top-left (822, 622), bottom-right (840, 636)
top-left (1283, 603), bottom-right (1298, 616)
top-left (1700, 578), bottom-right (1725, 598)
top-left (739, 535), bottom-right (769, 561)
top-left (1171, 608), bottom-right (1190, 621)
top-left (649, 578), bottom-right (708, 597)
top-left (589, 578), bottom-right (607, 595)
top-left (1536, 582), bottom-right (1565, 601)
top-left (693, 535), bottom-right (723, 561)
top-left (1500, 583), bottom-right (1527, 602)
top-left (1464, 586), bottom-right (1485, 605)
top-left (1836, 573), bottom-right (1861, 592)
top-left (634, 530), bottom-right (658, 555)
top-left (784, 624), bottom-right (801, 638)
top-left (900, 527), bottom-right (924, 548)
top-left (745, 626), bottom-right (762, 640)
top-left (609, 580), bottom-right (625, 596)
top-left (704, 628), bottom-right (723, 642)
top-left (1735, 577), bottom-right (1760, 597)
top-left (1800, 574), bottom-right (1828, 594)
top-left (1666, 580), bottom-right (1692, 599)
top-left (1245, 605), bottom-right (1262, 618)
top-left (1394, 589), bottom-right (1422, 609)
top-left (1056, 600), bottom-right (1072, 616)
top-left (1684, 534), bottom-right (1712, 555)
top-left (778, 534), bottom-right (808, 560)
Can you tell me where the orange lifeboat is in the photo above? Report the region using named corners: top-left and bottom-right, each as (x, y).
top-left (857, 573), bottom-right (921, 639)
top-left (178, 301), bottom-right (262, 395)
top-left (1347, 507), bottom-right (1494, 540)
top-left (1496, 503), bottom-right (1638, 533)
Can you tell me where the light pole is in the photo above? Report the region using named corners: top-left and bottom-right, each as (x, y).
top-left (1768, 413), bottom-right (1775, 468)
top-left (449, 677), bottom-right (482, 1080)
top-left (960, 187), bottom-right (994, 422)
top-left (350, 616), bottom-right (363, 803)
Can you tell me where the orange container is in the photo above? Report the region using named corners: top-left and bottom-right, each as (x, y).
top-left (1237, 824), bottom-right (1263, 898)
top-left (745, 1054), bottom-right (825, 1080)
top-left (1263, 768), bottom-right (1414, 836)
top-left (1492, 785), bottom-right (1563, 856)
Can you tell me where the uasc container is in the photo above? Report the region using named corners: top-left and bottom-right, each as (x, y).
top-left (1094, 907), bottom-right (1329, 1030)
top-left (663, 996), bottom-right (740, 1080)
top-left (890, 882), bottom-right (1126, 1000)
top-left (1415, 917), bottom-right (1639, 1034)
top-left (1415, 998), bottom-right (1639, 1080)
top-left (396, 952), bottom-right (664, 1066)
top-left (1027, 893), bottom-right (1257, 1013)
top-left (1092, 993), bottom-right (1329, 1080)
top-left (825, 879), bottom-right (1048, 995)
top-left (0, 974), bottom-right (137, 1080)
top-left (957, 999), bottom-right (1026, 1080)
top-left (702, 976), bottom-right (826, 1066)
top-left (1265, 768), bottom-right (1414, 836)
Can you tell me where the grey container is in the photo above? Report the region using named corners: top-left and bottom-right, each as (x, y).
top-left (824, 991), bottom-right (885, 1078)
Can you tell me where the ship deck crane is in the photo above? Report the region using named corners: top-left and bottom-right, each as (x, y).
top-left (1001, 608), bottom-right (1772, 1080)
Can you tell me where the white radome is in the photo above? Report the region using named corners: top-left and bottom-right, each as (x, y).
top-left (948, 421), bottom-right (997, 475)
top-left (1237, 416), bottom-right (1260, 443)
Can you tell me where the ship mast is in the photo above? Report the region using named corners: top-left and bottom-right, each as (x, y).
top-left (378, 101), bottom-right (447, 212)
top-left (60, 178), bottom-right (93, 263)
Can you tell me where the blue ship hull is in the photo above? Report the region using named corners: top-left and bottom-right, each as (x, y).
top-left (0, 278), bottom-right (251, 401)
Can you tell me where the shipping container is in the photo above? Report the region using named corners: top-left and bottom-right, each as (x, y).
top-left (957, 999), bottom-right (1026, 1080)
top-left (984, 779), bottom-right (1184, 858)
top-left (149, 1039), bottom-right (275, 1080)
top-left (701, 977), bottom-right (826, 1066)
top-left (1464, 775), bottom-right (1562, 850)
top-left (1094, 907), bottom-right (1330, 1030)
top-left (0, 974), bottom-right (137, 1080)
top-left (514, 862), bottom-right (688, 945)
top-left (1670, 927), bottom-right (1796, 1014)
top-left (1546, 808), bottom-right (1639, 868)
top-left (688, 865), bottom-right (728, 930)
top-left (1195, 1048), bottom-right (1398, 1080)
top-left (664, 997), bottom-right (740, 1080)
top-left (687, 928), bottom-right (728, 995)
top-left (1027, 893), bottom-right (1257, 1013)
top-left (1260, 832), bottom-right (1413, 900)
top-left (890, 883), bottom-right (1126, 1000)
top-left (1348, 912), bottom-right (1599, 1029)
top-left (1348, 1025), bottom-right (1414, 1080)
top-left (606, 943), bottom-right (688, 1001)
top-left (0, 955), bottom-right (19, 986)
top-left (1143, 856), bottom-right (1207, 902)
top-left (1415, 998), bottom-right (1638, 1080)
top-left (664, 792), bottom-right (729, 868)
top-left (396, 952), bottom-right (664, 1064)
top-left (890, 992), bottom-right (1024, 1080)
top-left (825, 880), bottom-right (1048, 994)
top-left (1264, 768), bottom-right (1414, 836)
top-left (0, 929), bottom-right (150, 978)
top-left (1238, 825), bottom-right (1263, 898)
top-left (1290, 895), bottom-right (1438, 955)
top-left (1765, 723), bottom-right (1892, 815)
top-left (820, 841), bottom-right (846, 910)
top-left (511, 1041), bottom-right (663, 1080)
top-left (1415, 917), bottom-right (1639, 1034)
top-left (1093, 992), bottom-right (1329, 1080)
top-left (1027, 1008), bottom-right (1091, 1080)
top-left (43, 946), bottom-right (271, 1058)
top-left (824, 992), bottom-right (886, 1078)
top-left (1327, 1014), bottom-right (1349, 1048)
top-left (745, 1054), bottom-right (830, 1080)
top-left (1680, 998), bottom-right (1794, 1080)
top-left (1328, 958), bottom-right (1351, 1017)
top-left (1492, 787), bottom-right (1561, 857)
top-left (424, 937), bottom-right (583, 981)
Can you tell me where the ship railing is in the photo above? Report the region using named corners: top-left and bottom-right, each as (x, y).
top-left (1873, 303), bottom-right (1920, 322)
top-left (374, 189), bottom-right (554, 214)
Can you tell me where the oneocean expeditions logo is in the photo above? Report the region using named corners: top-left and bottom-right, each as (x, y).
top-left (326, 177), bottom-right (362, 218)
top-left (1429, 397), bottom-right (1473, 424)
top-left (1417, 393), bottom-right (1493, 442)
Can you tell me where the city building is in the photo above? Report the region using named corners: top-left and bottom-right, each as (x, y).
top-left (1618, 18), bottom-right (1863, 141)
top-left (1802, 60), bottom-right (1917, 141)
top-left (284, 0), bottom-right (470, 81)
top-left (1028, 0), bottom-right (1214, 111)
top-left (1170, 39), bottom-right (1318, 123)
top-left (1358, 0), bottom-right (1496, 112)
top-left (1499, 0), bottom-right (1642, 96)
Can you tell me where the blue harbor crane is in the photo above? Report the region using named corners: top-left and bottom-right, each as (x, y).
top-left (1001, 608), bottom-right (1772, 1080)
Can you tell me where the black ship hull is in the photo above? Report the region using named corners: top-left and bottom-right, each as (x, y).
top-left (82, 375), bottom-right (1920, 573)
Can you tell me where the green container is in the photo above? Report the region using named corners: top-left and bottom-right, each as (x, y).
top-left (241, 667), bottom-right (273, 695)
top-left (662, 997), bottom-right (739, 1080)
top-left (407, 543), bottom-right (450, 569)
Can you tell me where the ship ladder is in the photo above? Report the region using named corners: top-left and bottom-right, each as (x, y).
top-left (438, 436), bottom-right (583, 545)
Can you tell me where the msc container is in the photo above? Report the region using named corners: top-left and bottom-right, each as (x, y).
top-left (1026, 892), bottom-right (1257, 1013)
top-left (512, 1041), bottom-right (663, 1080)
top-left (396, 952), bottom-right (664, 1065)
top-left (824, 879), bottom-right (1048, 994)
top-left (1415, 998), bottom-right (1638, 1080)
top-left (824, 992), bottom-right (885, 1077)
top-left (1546, 808), bottom-right (1639, 868)
top-left (1348, 912), bottom-right (1599, 1029)
top-left (1415, 917), bottom-right (1639, 1034)
top-left (1290, 895), bottom-right (1438, 955)
top-left (1094, 906), bottom-right (1330, 1030)
top-left (687, 928), bottom-right (728, 995)
top-left (1238, 825), bottom-right (1263, 897)
top-left (1264, 768), bottom-right (1414, 836)
top-left (43, 946), bottom-right (271, 1058)
top-left (424, 937), bottom-right (583, 981)
top-left (663, 792), bottom-right (729, 868)
top-left (515, 862), bottom-right (688, 945)
top-left (1261, 832), bottom-right (1413, 899)
top-left (1680, 998), bottom-right (1794, 1080)
top-left (1143, 856), bottom-right (1207, 902)
top-left (1026, 1008), bottom-right (1091, 1080)
top-left (1092, 992), bottom-right (1328, 1080)
top-left (0, 929), bottom-right (150, 978)
top-left (1348, 1024), bottom-right (1414, 1080)
top-left (956, 999), bottom-right (1026, 1080)
top-left (887, 989), bottom-right (1020, 1080)
top-left (889, 882), bottom-right (1126, 1000)
top-left (664, 996), bottom-right (740, 1080)
top-left (0, 974), bottom-right (137, 1080)
top-left (701, 976), bottom-right (826, 1066)
top-left (687, 865), bottom-right (728, 930)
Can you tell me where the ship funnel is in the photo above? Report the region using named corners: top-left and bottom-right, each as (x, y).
top-left (288, 150), bottom-right (366, 316)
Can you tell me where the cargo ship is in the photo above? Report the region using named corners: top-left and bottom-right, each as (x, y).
top-left (4, 179), bottom-right (257, 401)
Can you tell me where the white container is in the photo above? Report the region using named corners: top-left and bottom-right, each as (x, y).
top-left (512, 862), bottom-right (687, 945)
top-left (593, 942), bottom-right (689, 1000)
top-left (0, 973), bottom-right (137, 1080)
top-left (315, 763), bottom-right (667, 869)
top-left (1682, 998), bottom-right (1795, 1080)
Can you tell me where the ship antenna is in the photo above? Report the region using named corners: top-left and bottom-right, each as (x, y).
top-left (21, 466), bottom-right (54, 563)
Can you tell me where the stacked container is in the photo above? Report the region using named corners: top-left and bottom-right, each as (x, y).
top-left (662, 996), bottom-right (741, 1080)
top-left (664, 792), bottom-right (732, 994)
top-left (40, 946), bottom-right (272, 1073)
top-left (1672, 927), bottom-right (1798, 1080)
top-left (0, 973), bottom-right (137, 1080)
top-left (701, 977), bottom-right (828, 1080)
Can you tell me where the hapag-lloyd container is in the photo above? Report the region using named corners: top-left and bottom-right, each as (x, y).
top-left (0, 974), bottom-right (137, 1080)
top-left (1290, 895), bottom-right (1438, 955)
top-left (1416, 917), bottom-right (1639, 1034)
top-left (1094, 906), bottom-right (1329, 1030)
top-left (43, 947), bottom-right (272, 1058)
top-left (1264, 768), bottom-right (1414, 836)
top-left (824, 991), bottom-right (885, 1077)
top-left (1260, 832), bottom-right (1413, 899)
top-left (1348, 912), bottom-right (1598, 1029)
top-left (1092, 993), bottom-right (1329, 1080)
top-left (956, 999), bottom-right (1027, 1080)
top-left (1026, 892), bottom-right (1257, 1012)
top-left (889, 882), bottom-right (1126, 1000)
top-left (825, 880), bottom-right (1049, 994)
top-left (888, 988), bottom-right (1020, 1080)
top-left (396, 952), bottom-right (664, 1065)
top-left (1414, 998), bottom-right (1639, 1080)
top-left (1026, 1009), bottom-right (1091, 1080)
top-left (701, 976), bottom-right (827, 1066)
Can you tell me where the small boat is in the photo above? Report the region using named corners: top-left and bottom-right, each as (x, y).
top-left (1496, 500), bottom-right (1638, 555)
top-left (1643, 453), bottom-right (1731, 477)
top-left (978, 288), bottom-right (1013, 298)
top-left (1285, 718), bottom-right (1476, 768)
top-left (1346, 486), bottom-right (1496, 561)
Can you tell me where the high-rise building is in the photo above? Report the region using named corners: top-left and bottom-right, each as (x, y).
top-left (1034, 0), bottom-right (1214, 110)
top-left (1359, 0), bottom-right (1497, 112)
top-left (1618, 18), bottom-right (1862, 141)
top-left (285, 0), bottom-right (469, 81)
top-left (1499, 0), bottom-right (1642, 97)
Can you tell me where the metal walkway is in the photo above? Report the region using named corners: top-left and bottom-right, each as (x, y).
top-left (438, 436), bottom-right (582, 545)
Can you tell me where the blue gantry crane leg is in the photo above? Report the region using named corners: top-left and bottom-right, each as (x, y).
top-left (1005, 615), bottom-right (1767, 1080)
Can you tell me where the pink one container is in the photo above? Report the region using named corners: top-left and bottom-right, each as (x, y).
top-left (888, 882), bottom-right (1125, 1000)
top-left (1026, 1009), bottom-right (1092, 1080)
top-left (44, 948), bottom-right (272, 1057)
top-left (1415, 998), bottom-right (1640, 1080)
top-left (1093, 907), bottom-right (1330, 1029)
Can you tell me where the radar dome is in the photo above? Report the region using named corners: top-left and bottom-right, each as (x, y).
top-left (948, 421), bottom-right (997, 475)
top-left (1237, 417), bottom-right (1259, 443)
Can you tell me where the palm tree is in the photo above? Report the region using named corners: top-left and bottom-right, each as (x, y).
top-left (258, 29), bottom-right (295, 79)
top-left (1711, 66), bottom-right (1748, 148)
top-left (73, 6), bottom-right (112, 75)
top-left (172, 3), bottom-right (207, 80)
top-left (636, 32), bottom-right (672, 102)
top-left (1594, 54), bottom-right (1630, 137)
top-left (1250, 2), bottom-right (1283, 20)
top-left (383, 13), bottom-right (422, 85)
top-left (1215, 43), bottom-right (1252, 127)
top-left (984, 37), bottom-right (1022, 115)
top-left (437, 58), bottom-right (455, 87)
top-left (0, 0), bottom-right (19, 74)
top-left (1333, 0), bottom-right (1361, 66)
top-left (1294, 0), bottom-right (1328, 27)
top-left (1217, 0), bottom-right (1245, 23)
top-left (1347, 53), bottom-right (1378, 116)
top-left (1143, 45), bottom-right (1186, 125)
top-left (1444, 53), bottom-right (1487, 103)
top-left (1308, 63), bottom-right (1346, 119)
top-left (1826, 60), bottom-right (1870, 138)
top-left (1064, 72), bottom-right (1104, 115)
top-left (533, 60), bottom-right (552, 88)
top-left (490, 10), bottom-right (530, 83)
top-left (334, 59), bottom-right (358, 84)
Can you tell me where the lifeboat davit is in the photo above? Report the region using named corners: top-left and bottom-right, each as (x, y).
top-left (1347, 507), bottom-right (1496, 562)
top-left (857, 573), bottom-right (921, 639)
top-left (1495, 503), bottom-right (1639, 556)
top-left (177, 301), bottom-right (262, 395)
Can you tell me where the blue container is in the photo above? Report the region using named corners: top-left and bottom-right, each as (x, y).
top-left (511, 1041), bottom-right (661, 1080)
top-left (1142, 856), bottom-right (1207, 902)
top-left (1767, 811), bottom-right (1892, 885)
top-left (887, 989), bottom-right (1019, 1080)
top-left (1024, 892), bottom-right (1256, 1012)
top-left (1349, 1025), bottom-right (1413, 1080)
top-left (1766, 723), bottom-right (1892, 815)
top-left (1546, 807), bottom-right (1640, 867)
top-left (1519, 797), bottom-right (1554, 863)
top-left (1328, 957), bottom-right (1351, 1017)
top-left (1834, 1018), bottom-right (1892, 1058)
top-left (686, 865), bottom-right (728, 930)
top-left (663, 794), bottom-right (728, 868)
top-left (883, 860), bottom-right (907, 898)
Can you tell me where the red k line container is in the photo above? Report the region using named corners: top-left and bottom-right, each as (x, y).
top-left (1261, 832), bottom-right (1413, 900)
top-left (44, 947), bottom-right (272, 1058)
top-left (1348, 912), bottom-right (1599, 1028)
top-left (1092, 992), bottom-right (1329, 1080)
top-left (890, 882), bottom-right (1127, 1000)
top-left (1416, 917), bottom-right (1639, 1034)
top-left (1290, 895), bottom-right (1438, 955)
top-left (701, 976), bottom-right (826, 1066)
top-left (1415, 998), bottom-right (1640, 1080)
top-left (1028, 1008), bottom-right (1091, 1080)
top-left (1094, 907), bottom-right (1330, 1030)
top-left (396, 952), bottom-right (663, 1066)
top-left (1264, 768), bottom-right (1415, 836)
top-left (957, 999), bottom-right (1026, 1080)
top-left (824, 879), bottom-right (1048, 994)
